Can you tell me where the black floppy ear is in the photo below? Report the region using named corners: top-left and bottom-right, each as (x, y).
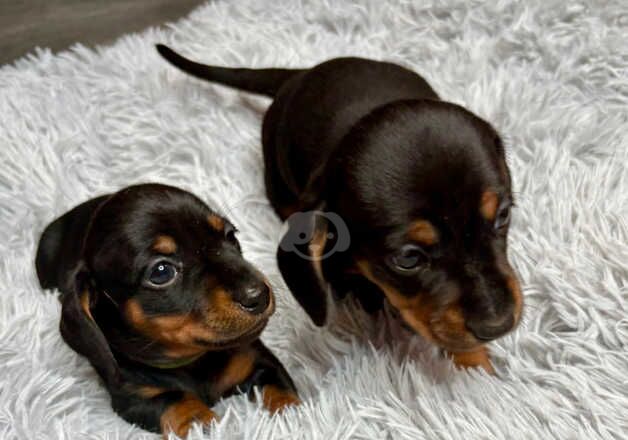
top-left (277, 207), bottom-right (350, 326)
top-left (60, 264), bottom-right (120, 386)
top-left (36, 195), bottom-right (110, 293)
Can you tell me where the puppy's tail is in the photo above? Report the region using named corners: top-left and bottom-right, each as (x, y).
top-left (156, 44), bottom-right (304, 97)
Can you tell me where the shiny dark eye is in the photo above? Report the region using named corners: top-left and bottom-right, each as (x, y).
top-left (146, 261), bottom-right (178, 287)
top-left (224, 224), bottom-right (238, 244)
top-left (389, 244), bottom-right (429, 273)
top-left (495, 205), bottom-right (511, 229)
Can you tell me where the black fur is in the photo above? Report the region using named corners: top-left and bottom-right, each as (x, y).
top-left (36, 184), bottom-right (297, 435)
top-left (157, 47), bottom-right (523, 360)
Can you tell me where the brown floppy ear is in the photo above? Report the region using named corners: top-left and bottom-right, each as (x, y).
top-left (59, 264), bottom-right (120, 386)
top-left (277, 207), bottom-right (350, 326)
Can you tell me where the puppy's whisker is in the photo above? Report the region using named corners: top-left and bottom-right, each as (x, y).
top-left (101, 290), bottom-right (119, 307)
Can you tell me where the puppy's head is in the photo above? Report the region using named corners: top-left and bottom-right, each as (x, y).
top-left (283, 100), bottom-right (522, 352)
top-left (38, 184), bottom-right (272, 376)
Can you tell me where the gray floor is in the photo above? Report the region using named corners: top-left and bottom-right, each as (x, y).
top-left (0, 0), bottom-right (205, 65)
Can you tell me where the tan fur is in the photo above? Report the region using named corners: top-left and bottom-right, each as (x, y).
top-left (480, 190), bottom-right (499, 221)
top-left (449, 346), bottom-right (495, 374)
top-left (153, 235), bottom-right (177, 254)
top-left (79, 291), bottom-right (94, 321)
top-left (356, 260), bottom-right (481, 351)
top-left (407, 219), bottom-right (439, 245)
top-left (262, 385), bottom-right (300, 413)
top-left (309, 220), bottom-right (328, 279)
top-left (356, 260), bottom-right (435, 343)
top-left (136, 385), bottom-right (168, 399)
top-left (215, 350), bottom-right (256, 393)
top-left (124, 299), bottom-right (215, 358)
top-left (124, 287), bottom-right (272, 358)
top-left (207, 214), bottom-right (225, 232)
top-left (160, 394), bottom-right (216, 439)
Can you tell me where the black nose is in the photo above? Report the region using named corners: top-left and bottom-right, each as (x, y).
top-left (237, 284), bottom-right (270, 314)
top-left (467, 315), bottom-right (514, 341)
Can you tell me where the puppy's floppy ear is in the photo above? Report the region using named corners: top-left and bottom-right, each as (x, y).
top-left (277, 206), bottom-right (349, 326)
top-left (60, 264), bottom-right (120, 386)
top-left (36, 195), bottom-right (110, 292)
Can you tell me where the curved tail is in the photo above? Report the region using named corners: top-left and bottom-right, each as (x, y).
top-left (156, 44), bottom-right (304, 97)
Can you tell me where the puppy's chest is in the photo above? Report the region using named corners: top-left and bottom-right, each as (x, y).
top-left (201, 350), bottom-right (257, 399)
top-left (155, 350), bottom-right (256, 405)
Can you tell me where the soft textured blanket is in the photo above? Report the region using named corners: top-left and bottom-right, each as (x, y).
top-left (1, 0), bottom-right (626, 438)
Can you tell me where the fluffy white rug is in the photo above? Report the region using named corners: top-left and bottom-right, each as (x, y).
top-left (1, 0), bottom-right (627, 438)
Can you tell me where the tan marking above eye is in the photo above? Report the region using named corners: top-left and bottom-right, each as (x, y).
top-left (207, 214), bottom-right (225, 232)
top-left (407, 219), bottom-right (439, 245)
top-left (480, 191), bottom-right (499, 221)
top-left (153, 235), bottom-right (177, 254)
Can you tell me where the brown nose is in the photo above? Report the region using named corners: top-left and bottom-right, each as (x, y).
top-left (466, 314), bottom-right (514, 341)
top-left (237, 284), bottom-right (270, 314)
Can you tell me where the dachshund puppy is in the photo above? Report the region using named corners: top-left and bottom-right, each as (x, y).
top-left (157, 45), bottom-right (523, 373)
top-left (36, 184), bottom-right (298, 438)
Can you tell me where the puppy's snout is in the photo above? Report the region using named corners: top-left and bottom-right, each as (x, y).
top-left (466, 314), bottom-right (514, 341)
top-left (236, 283), bottom-right (271, 315)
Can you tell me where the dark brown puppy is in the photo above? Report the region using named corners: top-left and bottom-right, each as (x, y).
top-left (157, 45), bottom-right (523, 373)
top-left (36, 184), bottom-right (298, 438)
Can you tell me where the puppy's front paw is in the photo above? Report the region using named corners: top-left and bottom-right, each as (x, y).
top-left (262, 385), bottom-right (301, 414)
top-left (449, 346), bottom-right (495, 374)
top-left (161, 394), bottom-right (217, 439)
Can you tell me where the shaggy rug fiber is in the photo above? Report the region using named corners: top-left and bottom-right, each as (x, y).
top-left (1, 0), bottom-right (626, 438)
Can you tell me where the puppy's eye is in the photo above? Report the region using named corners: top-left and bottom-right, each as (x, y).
top-left (495, 205), bottom-right (511, 229)
top-left (146, 261), bottom-right (178, 287)
top-left (224, 224), bottom-right (238, 244)
top-left (389, 244), bottom-right (429, 273)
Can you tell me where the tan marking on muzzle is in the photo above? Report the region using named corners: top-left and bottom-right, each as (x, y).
top-left (356, 260), bottom-right (434, 343)
top-left (124, 299), bottom-right (216, 358)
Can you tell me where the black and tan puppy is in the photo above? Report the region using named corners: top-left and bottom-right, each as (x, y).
top-left (157, 46), bottom-right (523, 373)
top-left (35, 184), bottom-right (298, 438)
